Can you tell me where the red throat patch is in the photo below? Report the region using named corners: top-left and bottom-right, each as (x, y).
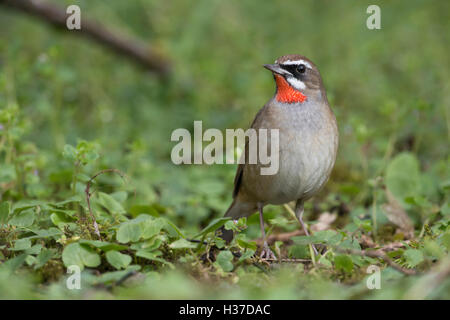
top-left (274, 75), bottom-right (307, 104)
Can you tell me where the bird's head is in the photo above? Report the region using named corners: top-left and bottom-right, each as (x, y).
top-left (264, 54), bottom-right (324, 104)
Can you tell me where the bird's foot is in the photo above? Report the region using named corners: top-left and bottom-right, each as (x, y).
top-left (260, 242), bottom-right (277, 260)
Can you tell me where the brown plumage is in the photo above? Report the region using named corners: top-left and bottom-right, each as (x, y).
top-left (219, 54), bottom-right (339, 259)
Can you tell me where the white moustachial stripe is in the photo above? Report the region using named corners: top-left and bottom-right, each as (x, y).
top-left (286, 77), bottom-right (306, 90)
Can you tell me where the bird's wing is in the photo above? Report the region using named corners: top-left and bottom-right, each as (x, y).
top-left (232, 106), bottom-right (267, 198)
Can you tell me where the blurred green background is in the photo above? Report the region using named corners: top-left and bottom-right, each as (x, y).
top-left (0, 0), bottom-right (449, 299)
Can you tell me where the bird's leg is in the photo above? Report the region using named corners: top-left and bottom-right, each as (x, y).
top-left (258, 203), bottom-right (276, 260)
top-left (295, 201), bottom-right (319, 255)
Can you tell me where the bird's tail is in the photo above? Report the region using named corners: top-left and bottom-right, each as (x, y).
top-left (217, 199), bottom-right (257, 243)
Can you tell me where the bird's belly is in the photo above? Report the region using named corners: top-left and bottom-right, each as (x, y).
top-left (245, 128), bottom-right (337, 205)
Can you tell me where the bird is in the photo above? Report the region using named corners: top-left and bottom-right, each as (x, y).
top-left (219, 54), bottom-right (339, 259)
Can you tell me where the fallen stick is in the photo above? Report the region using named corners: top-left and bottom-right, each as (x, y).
top-left (0, 0), bottom-right (171, 76)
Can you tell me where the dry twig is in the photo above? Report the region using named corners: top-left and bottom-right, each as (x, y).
top-left (0, 0), bottom-right (171, 76)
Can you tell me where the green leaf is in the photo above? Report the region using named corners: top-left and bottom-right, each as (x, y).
top-left (440, 233), bottom-right (450, 251)
top-left (238, 249), bottom-right (256, 262)
top-left (97, 192), bottom-right (126, 214)
top-left (135, 250), bottom-right (160, 260)
top-left (116, 215), bottom-right (164, 243)
top-left (52, 196), bottom-right (82, 207)
top-left (141, 217), bottom-right (165, 239)
top-left (403, 249), bottom-right (424, 268)
top-left (29, 228), bottom-right (62, 240)
top-left (291, 236), bottom-right (314, 245)
top-left (313, 230), bottom-right (340, 244)
top-left (9, 208), bottom-right (35, 227)
top-left (385, 152), bottom-right (421, 207)
top-left (10, 238), bottom-right (31, 251)
top-left (0, 201), bottom-right (10, 225)
top-left (162, 218), bottom-right (185, 239)
top-left (340, 238), bottom-right (361, 251)
top-left (106, 251), bottom-right (132, 270)
top-left (79, 239), bottom-right (128, 252)
top-left (194, 217), bottom-right (231, 238)
top-left (136, 250), bottom-right (174, 269)
top-left (62, 243), bottom-right (101, 270)
top-left (441, 202), bottom-right (450, 216)
top-left (216, 250), bottom-right (234, 272)
top-left (25, 243), bottom-right (42, 254)
top-left (117, 219), bottom-right (142, 243)
top-left (34, 249), bottom-right (54, 269)
top-left (12, 200), bottom-right (44, 212)
top-left (129, 204), bottom-right (160, 217)
top-left (62, 144), bottom-right (77, 160)
top-left (224, 220), bottom-right (237, 231)
top-left (237, 238), bottom-right (257, 250)
top-left (423, 240), bottom-right (444, 259)
top-left (214, 237), bottom-right (226, 249)
top-left (94, 266), bottom-right (141, 285)
top-left (318, 255), bottom-right (332, 268)
top-left (169, 238), bottom-right (197, 249)
top-left (1, 253), bottom-right (27, 271)
top-left (334, 254), bottom-right (353, 273)
top-left (130, 238), bottom-right (163, 252)
top-left (50, 211), bottom-right (75, 227)
top-left (288, 244), bottom-right (310, 259)
top-left (25, 244), bottom-right (43, 255)
top-left (25, 255), bottom-right (37, 266)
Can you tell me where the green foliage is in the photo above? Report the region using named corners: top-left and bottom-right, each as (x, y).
top-left (116, 215), bottom-right (165, 243)
top-left (385, 152), bottom-right (421, 207)
top-left (0, 0), bottom-right (449, 299)
top-left (215, 250), bottom-right (234, 272)
top-left (0, 202), bottom-right (10, 226)
top-left (334, 255), bottom-right (354, 273)
top-left (106, 251), bottom-right (132, 270)
top-left (62, 243), bottom-right (101, 270)
top-left (403, 249), bottom-right (424, 268)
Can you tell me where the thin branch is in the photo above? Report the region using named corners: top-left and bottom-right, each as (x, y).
top-left (0, 0), bottom-right (171, 76)
top-left (262, 258), bottom-right (311, 264)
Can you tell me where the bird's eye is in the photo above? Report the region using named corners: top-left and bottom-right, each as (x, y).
top-left (297, 64), bottom-right (306, 74)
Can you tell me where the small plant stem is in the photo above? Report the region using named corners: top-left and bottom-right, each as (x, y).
top-left (309, 244), bottom-right (317, 267)
top-left (84, 168), bottom-right (129, 239)
top-left (418, 219), bottom-right (429, 238)
top-left (283, 203), bottom-right (296, 220)
top-left (72, 161), bottom-right (80, 195)
top-left (285, 203), bottom-right (319, 261)
top-left (372, 187), bottom-right (378, 238)
top-left (71, 161), bottom-right (81, 214)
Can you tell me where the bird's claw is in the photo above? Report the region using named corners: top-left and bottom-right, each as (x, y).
top-left (260, 242), bottom-right (277, 260)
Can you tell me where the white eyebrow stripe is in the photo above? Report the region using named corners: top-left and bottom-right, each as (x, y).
top-left (280, 59), bottom-right (312, 69)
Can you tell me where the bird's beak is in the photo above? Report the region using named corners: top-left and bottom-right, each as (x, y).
top-left (263, 63), bottom-right (291, 76)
